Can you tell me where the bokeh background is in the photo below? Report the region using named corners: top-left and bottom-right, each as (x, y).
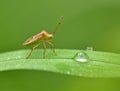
top-left (0, 0), bottom-right (120, 91)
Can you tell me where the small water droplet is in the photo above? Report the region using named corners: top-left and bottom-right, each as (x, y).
top-left (74, 51), bottom-right (89, 62)
top-left (86, 47), bottom-right (93, 51)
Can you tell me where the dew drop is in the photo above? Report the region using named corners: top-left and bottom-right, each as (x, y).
top-left (74, 51), bottom-right (89, 62)
top-left (86, 47), bottom-right (93, 51)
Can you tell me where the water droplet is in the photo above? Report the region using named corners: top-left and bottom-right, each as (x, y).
top-left (74, 51), bottom-right (89, 62)
top-left (86, 47), bottom-right (93, 51)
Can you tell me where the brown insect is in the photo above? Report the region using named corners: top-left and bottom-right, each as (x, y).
top-left (23, 16), bottom-right (63, 59)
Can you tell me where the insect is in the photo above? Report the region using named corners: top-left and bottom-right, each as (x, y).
top-left (23, 16), bottom-right (63, 59)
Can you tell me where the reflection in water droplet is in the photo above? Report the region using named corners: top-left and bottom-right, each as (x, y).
top-left (74, 51), bottom-right (89, 62)
top-left (86, 47), bottom-right (93, 51)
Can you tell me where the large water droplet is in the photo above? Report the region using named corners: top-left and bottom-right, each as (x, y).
top-left (86, 47), bottom-right (93, 51)
top-left (74, 51), bottom-right (89, 62)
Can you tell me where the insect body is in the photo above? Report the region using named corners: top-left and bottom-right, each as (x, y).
top-left (23, 16), bottom-right (63, 59)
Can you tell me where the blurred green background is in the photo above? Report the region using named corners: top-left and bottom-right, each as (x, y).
top-left (0, 0), bottom-right (120, 91)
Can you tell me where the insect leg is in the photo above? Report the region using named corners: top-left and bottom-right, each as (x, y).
top-left (47, 40), bottom-right (56, 55)
top-left (43, 40), bottom-right (46, 58)
top-left (26, 43), bottom-right (40, 59)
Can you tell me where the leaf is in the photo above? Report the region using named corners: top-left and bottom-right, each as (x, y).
top-left (0, 49), bottom-right (120, 77)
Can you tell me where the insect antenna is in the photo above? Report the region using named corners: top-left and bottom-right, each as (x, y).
top-left (52, 16), bottom-right (63, 35)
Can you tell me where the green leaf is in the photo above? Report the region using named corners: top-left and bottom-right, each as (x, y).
top-left (0, 49), bottom-right (120, 77)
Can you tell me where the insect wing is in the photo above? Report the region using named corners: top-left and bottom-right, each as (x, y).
top-left (23, 33), bottom-right (42, 45)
